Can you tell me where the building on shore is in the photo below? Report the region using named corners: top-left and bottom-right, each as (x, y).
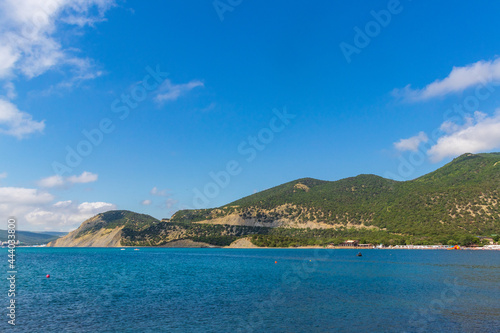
top-left (338, 240), bottom-right (359, 247)
top-left (477, 236), bottom-right (495, 245)
top-left (332, 240), bottom-right (373, 248)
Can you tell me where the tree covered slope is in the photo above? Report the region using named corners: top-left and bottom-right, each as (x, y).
top-left (171, 153), bottom-right (500, 236)
top-left (49, 153), bottom-right (500, 247)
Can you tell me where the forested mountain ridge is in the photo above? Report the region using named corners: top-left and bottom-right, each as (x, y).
top-left (49, 153), bottom-right (500, 247)
top-left (171, 153), bottom-right (500, 236)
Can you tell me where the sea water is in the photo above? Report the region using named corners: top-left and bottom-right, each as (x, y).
top-left (1, 248), bottom-right (499, 332)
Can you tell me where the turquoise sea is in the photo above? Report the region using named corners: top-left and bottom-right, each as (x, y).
top-left (1, 248), bottom-right (499, 332)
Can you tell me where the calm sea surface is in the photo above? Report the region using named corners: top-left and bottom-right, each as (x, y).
top-left (1, 248), bottom-right (499, 332)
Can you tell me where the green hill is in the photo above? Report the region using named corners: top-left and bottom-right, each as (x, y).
top-left (50, 153), bottom-right (500, 247)
top-left (74, 210), bottom-right (160, 238)
top-left (169, 152), bottom-right (500, 245)
top-left (48, 210), bottom-right (160, 247)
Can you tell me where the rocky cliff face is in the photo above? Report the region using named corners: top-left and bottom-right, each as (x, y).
top-left (47, 226), bottom-right (124, 247)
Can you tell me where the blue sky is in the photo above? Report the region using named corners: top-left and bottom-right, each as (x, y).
top-left (1, 0), bottom-right (500, 231)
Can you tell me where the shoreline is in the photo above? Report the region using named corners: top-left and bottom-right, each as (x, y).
top-left (17, 245), bottom-right (500, 250)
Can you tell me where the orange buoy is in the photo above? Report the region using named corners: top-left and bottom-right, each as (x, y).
top-left (274, 261), bottom-right (277, 264)
top-left (46, 274), bottom-right (50, 278)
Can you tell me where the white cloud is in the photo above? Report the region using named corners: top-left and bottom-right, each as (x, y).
top-left (394, 131), bottom-right (429, 152)
top-left (428, 111), bottom-right (500, 162)
top-left (37, 171), bottom-right (98, 188)
top-left (3, 82), bottom-right (16, 99)
top-left (150, 186), bottom-right (169, 197)
top-left (0, 98), bottom-right (45, 138)
top-left (24, 200), bottom-right (116, 231)
top-left (53, 200), bottom-right (72, 208)
top-left (0, 0), bottom-right (115, 138)
top-left (141, 199), bottom-right (152, 206)
top-left (37, 174), bottom-right (64, 188)
top-left (0, 44), bottom-right (18, 79)
top-left (155, 79), bottom-right (204, 102)
top-left (0, 185), bottom-right (116, 231)
top-left (0, 186), bottom-right (53, 204)
top-left (77, 201), bottom-right (114, 214)
top-left (67, 171), bottom-right (98, 184)
top-left (0, 0), bottom-right (115, 80)
top-left (164, 198), bottom-right (178, 209)
top-left (394, 58), bottom-right (500, 101)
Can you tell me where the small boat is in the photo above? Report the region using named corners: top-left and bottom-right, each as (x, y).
top-left (134, 248), bottom-right (140, 251)
top-left (356, 252), bottom-right (362, 257)
top-left (120, 248), bottom-right (125, 250)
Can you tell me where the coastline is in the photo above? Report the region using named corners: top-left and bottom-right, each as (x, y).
top-left (21, 244), bottom-right (500, 250)
top-left (211, 243), bottom-right (500, 250)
